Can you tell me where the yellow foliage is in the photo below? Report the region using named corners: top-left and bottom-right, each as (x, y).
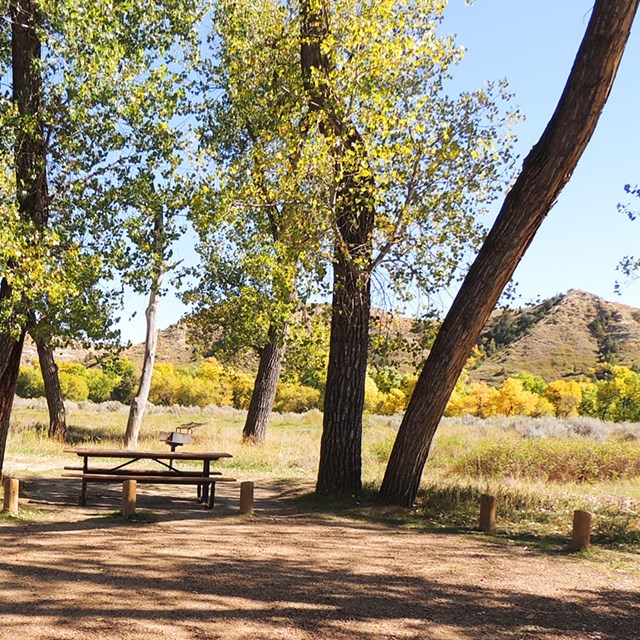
top-left (493, 378), bottom-right (539, 417)
top-left (377, 388), bottom-right (407, 415)
top-left (274, 383), bottom-right (321, 413)
top-left (544, 380), bottom-right (582, 418)
top-left (468, 382), bottom-right (500, 418)
top-left (445, 385), bottom-right (477, 417)
top-left (364, 375), bottom-right (384, 413)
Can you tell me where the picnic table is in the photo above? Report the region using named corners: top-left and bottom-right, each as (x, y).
top-left (62, 448), bottom-right (234, 508)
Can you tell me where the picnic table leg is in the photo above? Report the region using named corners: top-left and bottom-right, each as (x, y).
top-left (200, 460), bottom-right (211, 505)
top-left (207, 482), bottom-right (216, 509)
top-left (80, 456), bottom-right (88, 506)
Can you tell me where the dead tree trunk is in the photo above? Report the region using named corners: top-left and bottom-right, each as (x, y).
top-left (379, 0), bottom-right (639, 507)
top-left (34, 335), bottom-right (67, 440)
top-left (242, 324), bottom-right (286, 444)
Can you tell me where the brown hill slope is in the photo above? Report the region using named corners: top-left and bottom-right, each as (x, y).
top-left (471, 289), bottom-right (640, 383)
top-left (21, 289), bottom-right (640, 385)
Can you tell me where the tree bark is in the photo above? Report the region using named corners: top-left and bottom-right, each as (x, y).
top-left (33, 335), bottom-right (67, 440)
top-left (379, 0), bottom-right (639, 507)
top-left (0, 327), bottom-right (26, 478)
top-left (11, 0), bottom-right (48, 227)
top-left (242, 324), bottom-right (286, 444)
top-left (316, 250), bottom-right (371, 495)
top-left (301, 0), bottom-right (375, 496)
top-left (124, 269), bottom-right (163, 449)
top-left (0, 0), bottom-right (47, 474)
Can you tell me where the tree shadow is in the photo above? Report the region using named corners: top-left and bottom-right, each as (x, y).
top-left (0, 529), bottom-right (638, 639)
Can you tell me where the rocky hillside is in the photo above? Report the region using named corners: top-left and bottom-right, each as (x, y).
top-left (471, 289), bottom-right (640, 383)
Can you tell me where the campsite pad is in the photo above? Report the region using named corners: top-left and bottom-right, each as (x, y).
top-left (0, 476), bottom-right (638, 640)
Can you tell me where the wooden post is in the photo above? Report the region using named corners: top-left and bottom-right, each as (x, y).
top-left (2, 477), bottom-right (19, 516)
top-left (571, 510), bottom-right (592, 551)
top-left (479, 494), bottom-right (497, 532)
top-left (122, 480), bottom-right (137, 517)
top-left (239, 481), bottom-right (254, 514)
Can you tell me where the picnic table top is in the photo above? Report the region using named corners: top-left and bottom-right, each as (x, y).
top-left (63, 448), bottom-right (233, 461)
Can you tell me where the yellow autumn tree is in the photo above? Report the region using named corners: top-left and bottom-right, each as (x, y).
top-left (544, 380), bottom-right (583, 417)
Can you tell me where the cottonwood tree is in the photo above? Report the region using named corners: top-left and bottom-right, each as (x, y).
top-left (379, 0), bottom-right (639, 507)
top-left (0, 0), bottom-right (70, 464)
top-left (187, 0), bottom-right (328, 444)
top-left (300, 0), bottom-right (517, 495)
top-left (0, 1), bottom-right (205, 469)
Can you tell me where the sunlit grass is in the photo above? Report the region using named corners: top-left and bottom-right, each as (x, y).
top-left (6, 401), bottom-right (640, 549)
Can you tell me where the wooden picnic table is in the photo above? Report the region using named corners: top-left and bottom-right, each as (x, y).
top-left (63, 448), bottom-right (234, 508)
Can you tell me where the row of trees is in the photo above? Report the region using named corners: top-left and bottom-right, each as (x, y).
top-left (1, 0), bottom-right (637, 506)
top-left (17, 359), bottom-right (640, 425)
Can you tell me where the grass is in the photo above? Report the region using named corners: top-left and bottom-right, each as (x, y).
top-left (5, 400), bottom-right (640, 551)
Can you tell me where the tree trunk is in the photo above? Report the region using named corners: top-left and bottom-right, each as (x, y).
top-left (316, 253), bottom-right (371, 495)
top-left (124, 271), bottom-right (163, 449)
top-left (379, 0), bottom-right (639, 507)
top-left (33, 335), bottom-right (67, 440)
top-left (11, 0), bottom-right (48, 227)
top-left (242, 324), bottom-right (286, 444)
top-left (301, 0), bottom-right (375, 496)
top-left (0, 0), bottom-right (47, 474)
top-left (0, 327), bottom-right (26, 477)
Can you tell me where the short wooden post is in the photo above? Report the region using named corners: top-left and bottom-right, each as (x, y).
top-left (479, 494), bottom-right (497, 532)
top-left (239, 481), bottom-right (254, 514)
top-left (122, 480), bottom-right (137, 517)
top-left (2, 477), bottom-right (19, 516)
top-left (570, 510), bottom-right (592, 550)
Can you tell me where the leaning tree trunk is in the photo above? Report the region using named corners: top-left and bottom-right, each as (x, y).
top-left (125, 206), bottom-right (165, 449)
top-left (379, 0), bottom-right (640, 507)
top-left (34, 335), bottom-right (67, 440)
top-left (242, 324), bottom-right (286, 444)
top-left (301, 0), bottom-right (375, 496)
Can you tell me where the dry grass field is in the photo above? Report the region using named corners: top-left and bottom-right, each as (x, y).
top-left (1, 401), bottom-right (639, 639)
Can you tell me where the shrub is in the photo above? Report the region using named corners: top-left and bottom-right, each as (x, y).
top-left (453, 438), bottom-right (640, 482)
top-left (364, 376), bottom-right (384, 413)
top-left (175, 376), bottom-right (220, 408)
top-left (544, 380), bottom-right (582, 417)
top-left (59, 371), bottom-right (90, 401)
top-left (274, 382), bottom-right (321, 413)
top-left (377, 388), bottom-right (407, 415)
top-left (16, 367), bottom-right (45, 398)
top-left (228, 371), bottom-right (254, 410)
top-left (149, 364), bottom-right (182, 406)
top-left (106, 359), bottom-right (138, 404)
top-left (194, 359), bottom-right (233, 406)
top-left (85, 369), bottom-right (117, 403)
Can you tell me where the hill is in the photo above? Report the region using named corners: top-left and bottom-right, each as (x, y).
top-left (20, 289), bottom-right (640, 385)
top-left (471, 289), bottom-right (640, 383)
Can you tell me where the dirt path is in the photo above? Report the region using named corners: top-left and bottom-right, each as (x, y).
top-left (0, 477), bottom-right (638, 640)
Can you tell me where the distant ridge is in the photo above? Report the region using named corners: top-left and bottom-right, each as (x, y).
top-left (471, 289), bottom-right (640, 383)
top-left (20, 289), bottom-right (640, 384)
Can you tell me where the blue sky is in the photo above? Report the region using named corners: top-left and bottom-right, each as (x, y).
top-left (118, 0), bottom-right (640, 344)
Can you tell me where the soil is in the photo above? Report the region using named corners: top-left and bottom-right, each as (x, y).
top-left (0, 474), bottom-right (638, 640)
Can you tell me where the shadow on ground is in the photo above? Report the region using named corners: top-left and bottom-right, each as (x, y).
top-left (0, 476), bottom-right (637, 640)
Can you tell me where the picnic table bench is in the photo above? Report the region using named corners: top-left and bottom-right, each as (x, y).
top-left (63, 448), bottom-right (234, 509)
